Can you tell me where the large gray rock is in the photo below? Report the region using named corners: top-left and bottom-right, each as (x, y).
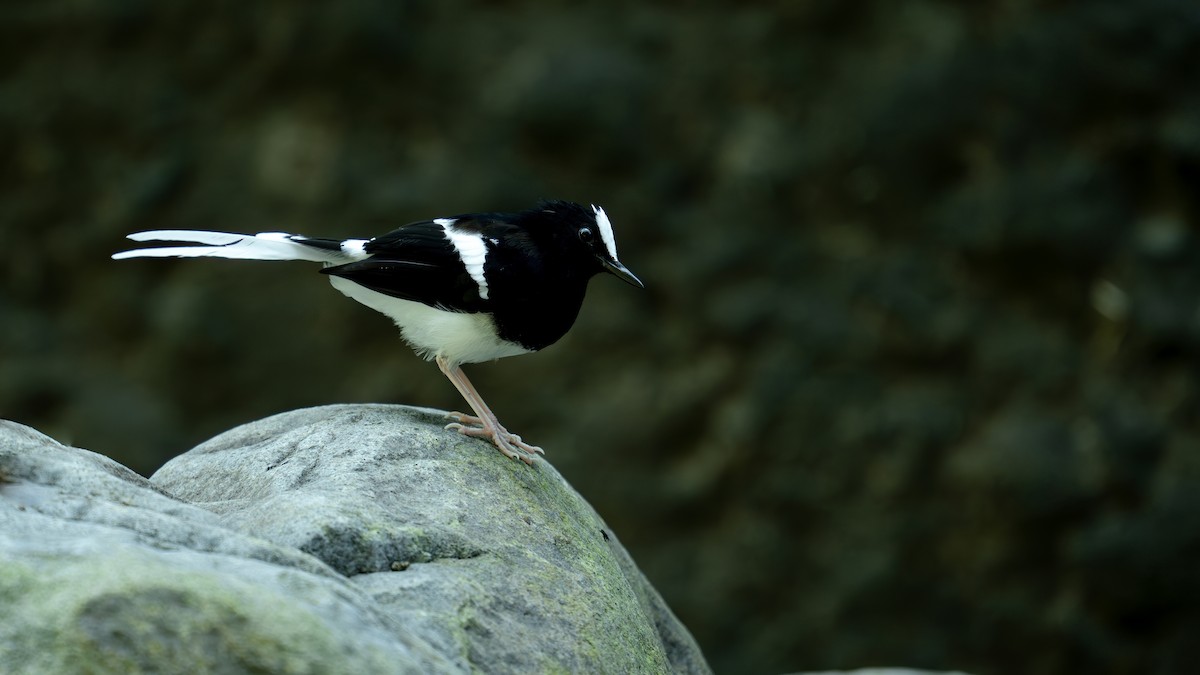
top-left (0, 406), bottom-right (709, 674)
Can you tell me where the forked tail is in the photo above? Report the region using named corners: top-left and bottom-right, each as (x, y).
top-left (112, 230), bottom-right (363, 263)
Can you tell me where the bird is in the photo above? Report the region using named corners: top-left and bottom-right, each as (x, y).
top-left (112, 200), bottom-right (643, 465)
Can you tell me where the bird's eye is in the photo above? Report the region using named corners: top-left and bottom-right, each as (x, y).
top-left (578, 227), bottom-right (594, 244)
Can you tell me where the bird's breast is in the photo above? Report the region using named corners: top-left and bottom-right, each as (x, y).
top-left (328, 276), bottom-right (532, 364)
top-left (487, 286), bottom-right (588, 353)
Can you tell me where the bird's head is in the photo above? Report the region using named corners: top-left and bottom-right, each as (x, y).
top-left (536, 200), bottom-right (643, 288)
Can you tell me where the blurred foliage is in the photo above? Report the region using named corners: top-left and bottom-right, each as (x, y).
top-left (4, 1), bottom-right (1200, 673)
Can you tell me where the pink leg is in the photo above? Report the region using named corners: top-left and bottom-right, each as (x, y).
top-left (435, 356), bottom-right (544, 465)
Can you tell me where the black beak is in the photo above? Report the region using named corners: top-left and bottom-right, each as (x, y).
top-left (600, 258), bottom-right (644, 288)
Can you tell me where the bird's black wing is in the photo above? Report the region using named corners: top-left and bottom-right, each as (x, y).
top-left (320, 219), bottom-right (489, 312)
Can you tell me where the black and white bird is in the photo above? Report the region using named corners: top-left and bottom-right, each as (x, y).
top-left (113, 200), bottom-right (643, 465)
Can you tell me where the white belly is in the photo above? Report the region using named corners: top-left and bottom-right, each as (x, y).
top-left (328, 276), bottom-right (532, 365)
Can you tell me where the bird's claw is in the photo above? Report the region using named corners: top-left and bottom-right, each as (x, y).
top-left (444, 412), bottom-right (544, 465)
top-left (446, 411), bottom-right (483, 426)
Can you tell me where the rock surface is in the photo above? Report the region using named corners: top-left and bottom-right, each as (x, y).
top-left (0, 406), bottom-right (709, 674)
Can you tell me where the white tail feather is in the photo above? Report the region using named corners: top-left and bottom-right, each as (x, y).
top-left (125, 230), bottom-right (251, 245)
top-left (112, 230), bottom-right (347, 263)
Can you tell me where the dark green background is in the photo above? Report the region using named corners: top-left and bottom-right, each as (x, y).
top-left (4, 2), bottom-right (1200, 673)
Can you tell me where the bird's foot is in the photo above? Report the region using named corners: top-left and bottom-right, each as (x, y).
top-left (445, 411), bottom-right (545, 465)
